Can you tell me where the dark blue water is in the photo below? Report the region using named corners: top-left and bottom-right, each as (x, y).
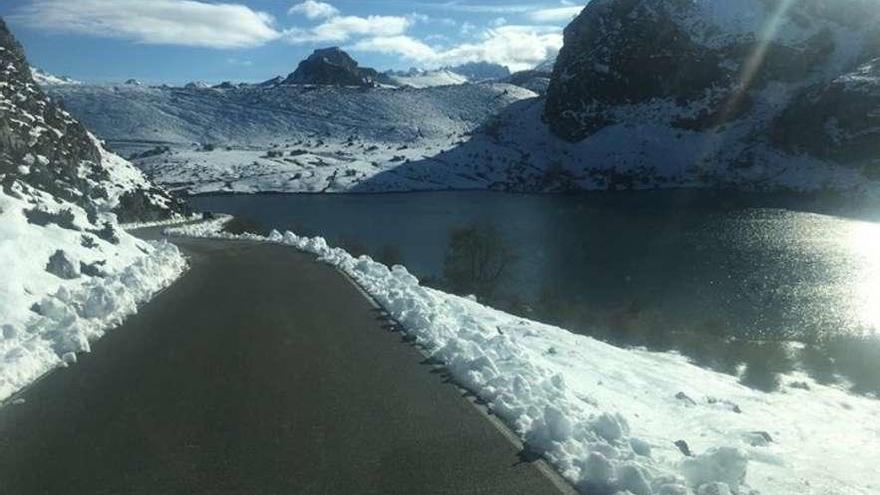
top-left (190, 190), bottom-right (880, 346)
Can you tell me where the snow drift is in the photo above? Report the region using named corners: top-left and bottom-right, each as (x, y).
top-left (167, 217), bottom-right (880, 495)
top-left (0, 17), bottom-right (188, 402)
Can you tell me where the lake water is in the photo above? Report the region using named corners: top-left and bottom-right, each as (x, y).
top-left (190, 190), bottom-right (880, 392)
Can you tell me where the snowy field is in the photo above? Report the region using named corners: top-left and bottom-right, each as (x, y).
top-left (167, 217), bottom-right (880, 495)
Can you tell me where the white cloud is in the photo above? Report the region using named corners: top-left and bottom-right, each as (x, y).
top-left (526, 6), bottom-right (583, 23)
top-left (352, 25), bottom-right (563, 72)
top-left (352, 36), bottom-right (438, 62)
top-left (490, 17), bottom-right (508, 27)
top-left (11, 0), bottom-right (280, 49)
top-left (285, 15), bottom-right (411, 44)
top-left (288, 1), bottom-right (339, 20)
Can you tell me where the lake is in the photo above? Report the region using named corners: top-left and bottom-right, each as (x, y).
top-left (190, 190), bottom-right (880, 393)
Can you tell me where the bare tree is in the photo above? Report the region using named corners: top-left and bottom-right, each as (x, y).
top-left (442, 224), bottom-right (517, 300)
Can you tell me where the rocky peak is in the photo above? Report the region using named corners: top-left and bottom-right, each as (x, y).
top-left (284, 47), bottom-right (379, 87)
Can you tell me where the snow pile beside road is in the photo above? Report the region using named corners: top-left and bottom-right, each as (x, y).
top-left (0, 186), bottom-right (187, 403)
top-left (168, 218), bottom-right (880, 495)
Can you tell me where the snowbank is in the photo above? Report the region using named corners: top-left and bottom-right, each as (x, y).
top-left (0, 186), bottom-right (187, 403)
top-left (120, 213), bottom-right (203, 231)
top-left (167, 218), bottom-right (880, 495)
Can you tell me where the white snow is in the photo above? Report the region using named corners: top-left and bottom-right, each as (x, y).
top-left (45, 79), bottom-right (880, 195)
top-left (30, 67), bottom-right (81, 86)
top-left (167, 217), bottom-right (880, 495)
top-left (0, 184), bottom-right (187, 403)
top-left (386, 69), bottom-right (470, 88)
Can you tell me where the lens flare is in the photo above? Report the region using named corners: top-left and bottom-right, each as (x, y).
top-left (718, 0), bottom-right (798, 122)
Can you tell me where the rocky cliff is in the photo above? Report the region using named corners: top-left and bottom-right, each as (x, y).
top-left (544, 0), bottom-right (880, 179)
top-left (0, 18), bottom-right (186, 222)
top-left (284, 47), bottom-right (379, 87)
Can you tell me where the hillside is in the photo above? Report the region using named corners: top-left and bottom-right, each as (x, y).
top-left (46, 82), bottom-right (537, 194)
top-left (0, 18), bottom-right (188, 401)
top-left (540, 0), bottom-right (880, 188)
top-left (41, 1), bottom-right (880, 195)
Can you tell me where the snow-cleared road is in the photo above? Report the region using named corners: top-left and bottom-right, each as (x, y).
top-left (0, 231), bottom-right (570, 494)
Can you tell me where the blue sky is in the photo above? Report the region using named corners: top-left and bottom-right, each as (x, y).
top-left (0, 0), bottom-right (585, 85)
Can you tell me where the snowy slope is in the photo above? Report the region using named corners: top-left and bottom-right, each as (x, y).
top-left (169, 217), bottom-right (880, 495)
top-left (30, 67), bottom-right (81, 86)
top-left (541, 0), bottom-right (880, 189)
top-left (0, 18), bottom-right (188, 402)
top-left (47, 82), bottom-right (532, 146)
top-left (46, 82), bottom-right (538, 194)
top-left (384, 69), bottom-right (470, 88)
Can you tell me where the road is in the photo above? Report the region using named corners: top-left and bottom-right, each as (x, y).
top-left (0, 231), bottom-right (571, 494)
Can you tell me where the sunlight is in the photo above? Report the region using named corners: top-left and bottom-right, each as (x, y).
top-left (847, 220), bottom-right (880, 332)
top-left (719, 0), bottom-right (798, 121)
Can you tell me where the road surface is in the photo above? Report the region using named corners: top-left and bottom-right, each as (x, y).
top-left (0, 231), bottom-right (572, 494)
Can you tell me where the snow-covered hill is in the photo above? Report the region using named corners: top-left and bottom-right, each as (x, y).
top-left (0, 18), bottom-right (188, 402)
top-left (30, 67), bottom-right (81, 86)
top-left (42, 1), bottom-right (880, 195)
top-left (46, 82), bottom-right (538, 194)
top-left (383, 68), bottom-right (470, 88)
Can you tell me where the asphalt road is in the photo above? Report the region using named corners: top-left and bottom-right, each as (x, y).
top-left (0, 232), bottom-right (571, 494)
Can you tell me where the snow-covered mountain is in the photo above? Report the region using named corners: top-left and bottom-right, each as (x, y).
top-left (0, 17), bottom-right (188, 401)
top-left (445, 61), bottom-right (511, 82)
top-left (504, 69), bottom-right (552, 95)
top-left (542, 0), bottom-right (880, 186)
top-left (30, 67), bottom-right (81, 86)
top-left (44, 79), bottom-right (537, 194)
top-left (383, 62), bottom-right (511, 88)
top-left (42, 1), bottom-right (880, 195)
top-left (382, 68), bottom-right (470, 88)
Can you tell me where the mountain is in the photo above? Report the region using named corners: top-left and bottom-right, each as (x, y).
top-left (30, 67), bottom-right (81, 86)
top-left (534, 55), bottom-right (556, 73)
top-left (381, 63), bottom-right (512, 88)
top-left (44, 79), bottom-right (537, 193)
top-left (283, 47), bottom-right (379, 87)
top-left (0, 20), bottom-right (184, 222)
top-left (504, 70), bottom-right (552, 95)
top-left (256, 76), bottom-right (284, 88)
top-left (0, 17), bottom-right (187, 399)
top-left (383, 68), bottom-right (470, 88)
top-left (446, 62), bottom-right (510, 82)
top-left (543, 0), bottom-right (880, 181)
top-left (184, 81), bottom-right (210, 90)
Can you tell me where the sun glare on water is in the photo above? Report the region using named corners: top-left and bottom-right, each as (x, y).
top-left (847, 220), bottom-right (880, 332)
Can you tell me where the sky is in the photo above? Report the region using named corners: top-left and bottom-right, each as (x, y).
top-left (0, 0), bottom-right (586, 85)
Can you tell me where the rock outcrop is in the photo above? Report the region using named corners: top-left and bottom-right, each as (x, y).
top-left (773, 58), bottom-right (880, 174)
top-left (284, 47), bottom-right (379, 87)
top-left (0, 17), bottom-right (186, 222)
top-left (544, 0), bottom-right (880, 178)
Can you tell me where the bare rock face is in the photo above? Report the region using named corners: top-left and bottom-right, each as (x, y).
top-left (0, 17), bottom-right (187, 221)
top-left (544, 0), bottom-right (880, 165)
top-left (773, 58), bottom-right (880, 175)
top-left (284, 47), bottom-right (379, 87)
